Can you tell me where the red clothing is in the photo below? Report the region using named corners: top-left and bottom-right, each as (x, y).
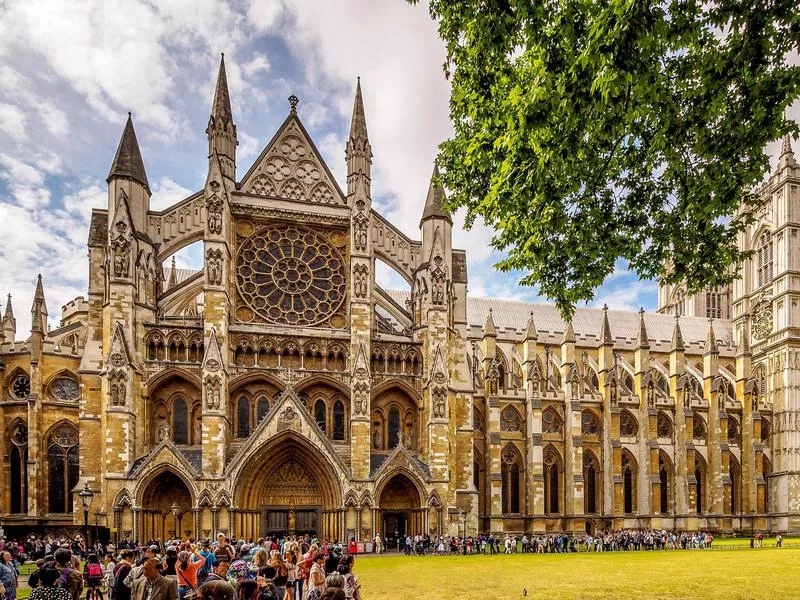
top-left (176, 560), bottom-right (203, 589)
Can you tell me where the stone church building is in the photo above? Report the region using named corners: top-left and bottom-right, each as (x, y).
top-left (1, 57), bottom-right (799, 543)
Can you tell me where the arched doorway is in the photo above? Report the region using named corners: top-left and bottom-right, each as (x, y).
top-left (139, 470), bottom-right (193, 541)
top-left (378, 473), bottom-right (423, 551)
top-left (235, 432), bottom-right (343, 541)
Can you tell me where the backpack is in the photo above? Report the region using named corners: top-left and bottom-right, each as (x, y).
top-left (258, 584), bottom-right (278, 600)
top-left (87, 563), bottom-right (103, 580)
top-left (58, 567), bottom-right (74, 589)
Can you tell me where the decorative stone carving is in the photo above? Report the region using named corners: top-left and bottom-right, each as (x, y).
top-left (353, 263), bottom-right (369, 298)
top-left (353, 204), bottom-right (368, 252)
top-left (112, 238), bottom-right (130, 278)
top-left (353, 382), bottom-right (369, 416)
top-left (500, 405), bottom-right (522, 432)
top-left (206, 248), bottom-right (223, 286)
top-left (108, 370), bottom-right (127, 407)
top-left (432, 387), bottom-right (447, 419)
top-left (657, 412), bottom-right (673, 438)
top-left (206, 194), bottom-right (223, 235)
top-left (753, 300), bottom-right (772, 340)
top-left (581, 410), bottom-right (599, 435)
top-left (204, 375), bottom-right (221, 410)
top-left (280, 405), bottom-right (299, 423)
top-left (620, 410), bottom-right (638, 437)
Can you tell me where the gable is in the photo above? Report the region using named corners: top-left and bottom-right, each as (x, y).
top-left (239, 115), bottom-right (345, 205)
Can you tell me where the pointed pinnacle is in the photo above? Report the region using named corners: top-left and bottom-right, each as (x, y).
top-left (483, 308), bottom-right (496, 337)
top-left (168, 256), bottom-right (177, 288)
top-left (4, 294), bottom-right (12, 319)
top-left (211, 53), bottom-right (233, 125)
top-left (524, 311), bottom-right (537, 341)
top-left (636, 308), bottom-right (650, 349)
top-left (600, 304), bottom-right (613, 345)
top-left (779, 134), bottom-right (797, 169)
top-left (107, 113), bottom-right (150, 191)
top-left (420, 162), bottom-right (452, 227)
top-left (737, 319), bottom-right (751, 357)
top-left (349, 77), bottom-right (368, 141)
top-left (563, 320), bottom-right (575, 344)
top-left (705, 318), bottom-right (719, 355)
top-left (671, 316), bottom-right (685, 352)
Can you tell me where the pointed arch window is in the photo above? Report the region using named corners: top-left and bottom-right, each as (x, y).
top-left (387, 406), bottom-right (401, 448)
top-left (47, 424), bottom-right (79, 513)
top-left (729, 457), bottom-right (741, 514)
top-left (501, 446), bottom-right (521, 514)
top-left (658, 452), bottom-right (671, 514)
top-left (544, 447), bottom-right (561, 514)
top-left (9, 422), bottom-right (28, 513)
top-left (256, 396), bottom-right (270, 423)
top-left (756, 231), bottom-right (773, 288)
top-left (583, 451), bottom-right (599, 515)
top-left (333, 399), bottom-right (345, 441)
top-left (172, 397), bottom-right (189, 445)
top-left (314, 399), bottom-right (327, 433)
top-left (695, 456), bottom-right (707, 514)
top-left (500, 406), bottom-right (522, 432)
top-left (622, 451), bottom-right (636, 514)
top-left (237, 396), bottom-right (251, 438)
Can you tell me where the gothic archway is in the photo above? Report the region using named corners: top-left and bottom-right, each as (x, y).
top-left (139, 470), bottom-right (193, 541)
top-left (377, 472), bottom-right (424, 551)
top-left (234, 431), bottom-right (343, 541)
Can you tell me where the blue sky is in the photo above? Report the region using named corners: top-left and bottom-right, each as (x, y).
top-left (0, 0), bottom-right (795, 334)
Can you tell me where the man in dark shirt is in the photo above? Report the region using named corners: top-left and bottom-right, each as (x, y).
top-left (113, 551), bottom-right (134, 600)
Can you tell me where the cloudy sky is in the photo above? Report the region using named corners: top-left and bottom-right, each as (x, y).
top-left (0, 0), bottom-right (796, 334)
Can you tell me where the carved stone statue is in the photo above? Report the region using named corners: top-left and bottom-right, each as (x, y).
top-left (372, 428), bottom-right (382, 449)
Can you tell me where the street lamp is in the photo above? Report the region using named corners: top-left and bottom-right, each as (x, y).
top-left (79, 482), bottom-right (94, 553)
top-left (171, 502), bottom-right (181, 540)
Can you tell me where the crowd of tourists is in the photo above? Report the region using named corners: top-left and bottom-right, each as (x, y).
top-left (0, 532), bottom-right (361, 600)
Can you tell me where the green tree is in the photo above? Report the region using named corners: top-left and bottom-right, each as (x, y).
top-left (411, 0), bottom-right (800, 319)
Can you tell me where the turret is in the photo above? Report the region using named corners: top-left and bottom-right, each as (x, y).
top-left (561, 320), bottom-right (576, 367)
top-left (167, 256), bottom-right (178, 289)
top-left (107, 113), bottom-right (150, 233)
top-left (778, 134), bottom-right (797, 171)
top-left (669, 315), bottom-right (685, 379)
top-left (703, 318), bottom-right (719, 382)
top-left (206, 54), bottom-right (237, 180)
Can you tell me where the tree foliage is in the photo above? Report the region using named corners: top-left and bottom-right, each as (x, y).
top-left (411, 0), bottom-right (800, 319)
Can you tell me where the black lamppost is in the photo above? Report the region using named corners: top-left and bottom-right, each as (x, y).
top-left (79, 482), bottom-right (94, 554)
top-left (171, 502), bottom-right (181, 540)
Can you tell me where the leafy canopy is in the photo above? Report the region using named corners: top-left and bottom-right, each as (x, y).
top-left (411, 0), bottom-right (800, 319)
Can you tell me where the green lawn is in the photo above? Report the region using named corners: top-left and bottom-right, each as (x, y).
top-left (356, 547), bottom-right (800, 599)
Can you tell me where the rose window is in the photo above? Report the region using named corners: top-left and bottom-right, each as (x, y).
top-left (11, 374), bottom-right (30, 399)
top-left (51, 377), bottom-right (80, 402)
top-left (236, 224), bottom-right (346, 326)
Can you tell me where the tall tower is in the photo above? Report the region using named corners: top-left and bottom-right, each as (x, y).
top-left (102, 113), bottom-right (153, 481)
top-left (346, 78), bottom-right (373, 481)
top-left (762, 136), bottom-right (800, 531)
top-left (202, 55), bottom-right (236, 476)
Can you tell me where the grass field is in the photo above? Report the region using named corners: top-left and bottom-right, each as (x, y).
top-left (356, 548), bottom-right (800, 599)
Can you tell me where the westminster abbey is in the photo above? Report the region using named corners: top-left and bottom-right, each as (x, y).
top-left (1, 56), bottom-right (799, 544)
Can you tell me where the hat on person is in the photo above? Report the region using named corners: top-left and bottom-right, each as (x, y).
top-left (178, 551), bottom-right (190, 562)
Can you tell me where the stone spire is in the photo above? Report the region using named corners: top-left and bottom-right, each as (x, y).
top-left (420, 164), bottom-right (452, 227)
top-left (3, 293), bottom-right (15, 340)
top-left (635, 307), bottom-right (650, 349)
top-left (671, 314), bottom-right (685, 352)
top-left (107, 113), bottom-right (150, 192)
top-left (563, 320), bottom-right (575, 344)
top-left (346, 77), bottom-right (372, 186)
top-left (736, 319), bottom-right (751, 357)
top-left (524, 311), bottom-right (537, 341)
top-left (779, 134), bottom-right (797, 170)
top-left (705, 319), bottom-right (719, 355)
top-left (30, 274), bottom-right (48, 333)
top-left (211, 53), bottom-right (233, 127)
top-left (206, 53), bottom-right (237, 180)
top-left (483, 308), bottom-right (496, 337)
top-left (599, 303), bottom-right (613, 345)
top-left (168, 256), bottom-right (177, 289)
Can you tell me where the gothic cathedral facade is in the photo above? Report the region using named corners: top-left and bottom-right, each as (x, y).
top-left (1, 57), bottom-right (799, 542)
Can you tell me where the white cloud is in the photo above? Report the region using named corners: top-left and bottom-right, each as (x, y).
top-left (238, 130), bottom-right (260, 163)
top-left (246, 0), bottom-right (286, 33)
top-left (151, 176), bottom-right (194, 211)
top-left (0, 103), bottom-right (26, 141)
top-left (242, 53), bottom-right (270, 77)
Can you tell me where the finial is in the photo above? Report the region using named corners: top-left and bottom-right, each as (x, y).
top-left (603, 303), bottom-right (608, 311)
top-left (639, 306), bottom-right (645, 315)
top-left (171, 256), bottom-right (176, 267)
top-left (288, 95), bottom-right (299, 114)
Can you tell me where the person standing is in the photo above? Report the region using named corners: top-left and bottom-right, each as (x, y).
top-left (112, 552), bottom-right (133, 600)
top-left (373, 534), bottom-right (383, 555)
top-left (131, 559), bottom-right (177, 600)
top-left (27, 565), bottom-right (71, 600)
top-left (0, 552), bottom-right (16, 600)
top-left (176, 548), bottom-right (205, 600)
